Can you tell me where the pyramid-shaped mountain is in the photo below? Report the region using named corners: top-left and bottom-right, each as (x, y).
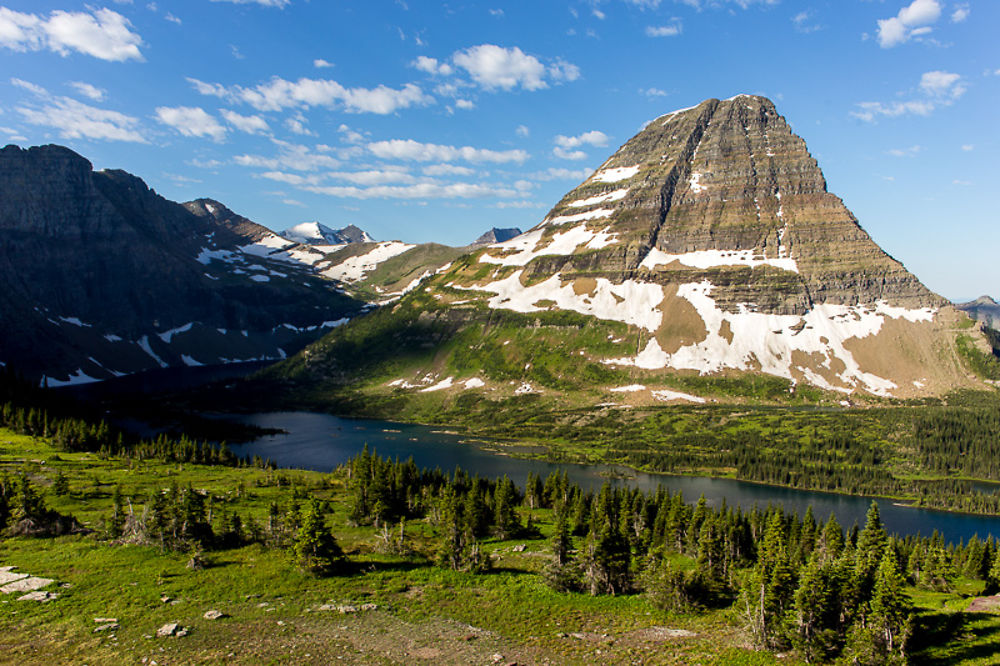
top-left (273, 96), bottom-right (989, 404)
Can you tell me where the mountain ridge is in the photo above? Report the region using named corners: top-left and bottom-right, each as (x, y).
top-left (266, 95), bottom-right (989, 408)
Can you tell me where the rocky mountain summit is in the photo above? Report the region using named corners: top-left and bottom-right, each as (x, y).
top-left (957, 296), bottom-right (1000, 329)
top-left (278, 96), bottom-right (986, 404)
top-left (471, 228), bottom-right (523, 246)
top-left (281, 221), bottom-right (375, 246)
top-left (0, 144), bottom-right (362, 385)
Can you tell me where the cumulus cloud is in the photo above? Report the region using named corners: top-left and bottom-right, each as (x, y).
top-left (876, 0), bottom-right (941, 48)
top-left (12, 77), bottom-right (145, 142)
top-left (527, 167), bottom-right (593, 181)
top-left (302, 182), bottom-right (519, 200)
top-left (554, 130), bottom-right (609, 149)
top-left (411, 55), bottom-right (453, 76)
top-left (313, 58), bottom-right (334, 68)
top-left (234, 139), bottom-right (340, 171)
top-left (68, 81), bottom-right (106, 101)
top-left (451, 44), bottom-right (579, 91)
top-left (645, 23), bottom-right (681, 37)
top-left (210, 0), bottom-right (290, 7)
top-left (950, 3), bottom-right (969, 23)
top-left (15, 92), bottom-right (145, 143)
top-left (368, 138), bottom-right (529, 164)
top-left (284, 113), bottom-right (315, 136)
top-left (851, 70), bottom-right (964, 121)
top-left (887, 145), bottom-right (922, 157)
top-left (187, 75), bottom-right (433, 114)
top-left (155, 106), bottom-right (227, 142)
top-left (221, 109), bottom-right (270, 134)
top-left (0, 7), bottom-right (143, 61)
top-left (423, 164), bottom-right (475, 176)
top-left (640, 87), bottom-right (667, 97)
top-left (919, 70), bottom-right (965, 98)
top-left (454, 99), bottom-right (475, 110)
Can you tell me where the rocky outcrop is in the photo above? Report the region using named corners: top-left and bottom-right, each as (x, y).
top-left (0, 144), bottom-right (362, 385)
top-left (957, 296), bottom-right (1000, 329)
top-left (471, 228), bottom-right (523, 246)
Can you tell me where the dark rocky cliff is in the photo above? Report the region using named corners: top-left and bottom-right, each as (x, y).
top-left (0, 144), bottom-right (361, 384)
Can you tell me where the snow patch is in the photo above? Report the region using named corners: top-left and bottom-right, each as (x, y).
top-left (652, 389), bottom-right (706, 404)
top-left (58, 316), bottom-right (91, 328)
top-left (181, 354), bottom-right (203, 367)
top-left (480, 224), bottom-right (618, 267)
top-left (460, 271), bottom-right (665, 332)
top-left (320, 241), bottom-right (415, 282)
top-left (420, 376), bottom-right (455, 392)
top-left (464, 377), bottom-right (485, 389)
top-left (45, 369), bottom-right (101, 387)
top-left (157, 322), bottom-right (193, 343)
top-left (249, 274), bottom-right (270, 282)
top-left (545, 208), bottom-right (615, 226)
top-left (567, 188), bottom-right (629, 208)
top-left (610, 384), bottom-right (646, 393)
top-left (136, 336), bottom-right (169, 368)
top-left (605, 280), bottom-right (937, 397)
top-left (689, 172), bottom-right (707, 194)
top-left (103, 334), bottom-right (123, 342)
top-left (640, 248), bottom-right (799, 273)
top-left (514, 382), bottom-right (538, 395)
top-left (591, 166), bottom-right (640, 183)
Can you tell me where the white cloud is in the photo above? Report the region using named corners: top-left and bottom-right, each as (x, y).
top-left (210, 0), bottom-right (290, 7)
top-left (17, 95), bottom-right (146, 143)
top-left (327, 168), bottom-right (415, 186)
top-left (851, 100), bottom-right (935, 121)
top-left (303, 182), bottom-right (518, 200)
top-left (337, 123), bottom-right (365, 144)
top-left (792, 10), bottom-right (822, 33)
top-left (454, 99), bottom-right (475, 110)
top-left (0, 7), bottom-right (143, 61)
top-left (951, 4), bottom-right (969, 22)
top-left (489, 8), bottom-right (504, 17)
top-left (283, 198), bottom-right (305, 207)
top-left (221, 109), bottom-right (270, 134)
top-left (235, 139), bottom-right (340, 171)
top-left (368, 139), bottom-right (529, 164)
top-left (423, 164), bottom-right (474, 176)
top-left (313, 58), bottom-right (334, 68)
top-left (412, 55), bottom-right (453, 76)
top-left (155, 106), bottom-right (227, 142)
top-left (887, 145), bottom-right (922, 157)
top-left (640, 87), bottom-right (667, 97)
top-left (877, 0), bottom-right (941, 48)
top-left (284, 113), bottom-right (315, 136)
top-left (593, 9), bottom-right (606, 19)
top-left (451, 44), bottom-right (579, 91)
top-left (11, 77), bottom-right (48, 96)
top-left (851, 70), bottom-right (964, 121)
top-left (919, 70), bottom-right (965, 98)
top-left (68, 81), bottom-right (106, 101)
top-left (164, 13), bottom-right (181, 25)
top-left (553, 147), bottom-right (588, 160)
top-left (645, 23), bottom-right (681, 37)
top-left (188, 75), bottom-right (433, 114)
top-left (528, 167), bottom-right (593, 181)
top-left (554, 130), bottom-right (609, 149)
top-left (961, 144), bottom-right (974, 151)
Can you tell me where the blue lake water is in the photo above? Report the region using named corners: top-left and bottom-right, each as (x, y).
top-left (228, 411), bottom-right (1000, 544)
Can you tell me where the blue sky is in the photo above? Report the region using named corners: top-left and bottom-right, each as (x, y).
top-left (0, 0), bottom-right (995, 300)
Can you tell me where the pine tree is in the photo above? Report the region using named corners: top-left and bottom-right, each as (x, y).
top-left (792, 553), bottom-right (842, 662)
top-left (106, 485), bottom-right (125, 539)
top-left (493, 475), bottom-right (520, 539)
top-left (868, 548), bottom-right (913, 659)
top-left (292, 497), bottom-right (344, 575)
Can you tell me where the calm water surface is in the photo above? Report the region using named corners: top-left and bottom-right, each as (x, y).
top-left (228, 411), bottom-right (1000, 544)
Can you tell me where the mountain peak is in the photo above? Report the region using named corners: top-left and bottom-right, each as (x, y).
top-left (471, 227), bottom-right (523, 246)
top-left (282, 221), bottom-right (374, 245)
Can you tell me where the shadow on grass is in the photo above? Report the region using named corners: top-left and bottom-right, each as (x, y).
top-left (910, 609), bottom-right (1000, 665)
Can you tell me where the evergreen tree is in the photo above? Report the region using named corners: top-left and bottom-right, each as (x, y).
top-left (869, 549), bottom-right (913, 658)
top-left (292, 497), bottom-right (343, 575)
top-left (106, 485), bottom-right (125, 539)
top-left (493, 475), bottom-right (520, 539)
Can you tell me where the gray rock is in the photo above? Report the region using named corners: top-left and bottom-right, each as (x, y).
top-left (1, 576), bottom-right (55, 594)
top-left (156, 623), bottom-right (180, 637)
top-left (203, 610), bottom-right (227, 620)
